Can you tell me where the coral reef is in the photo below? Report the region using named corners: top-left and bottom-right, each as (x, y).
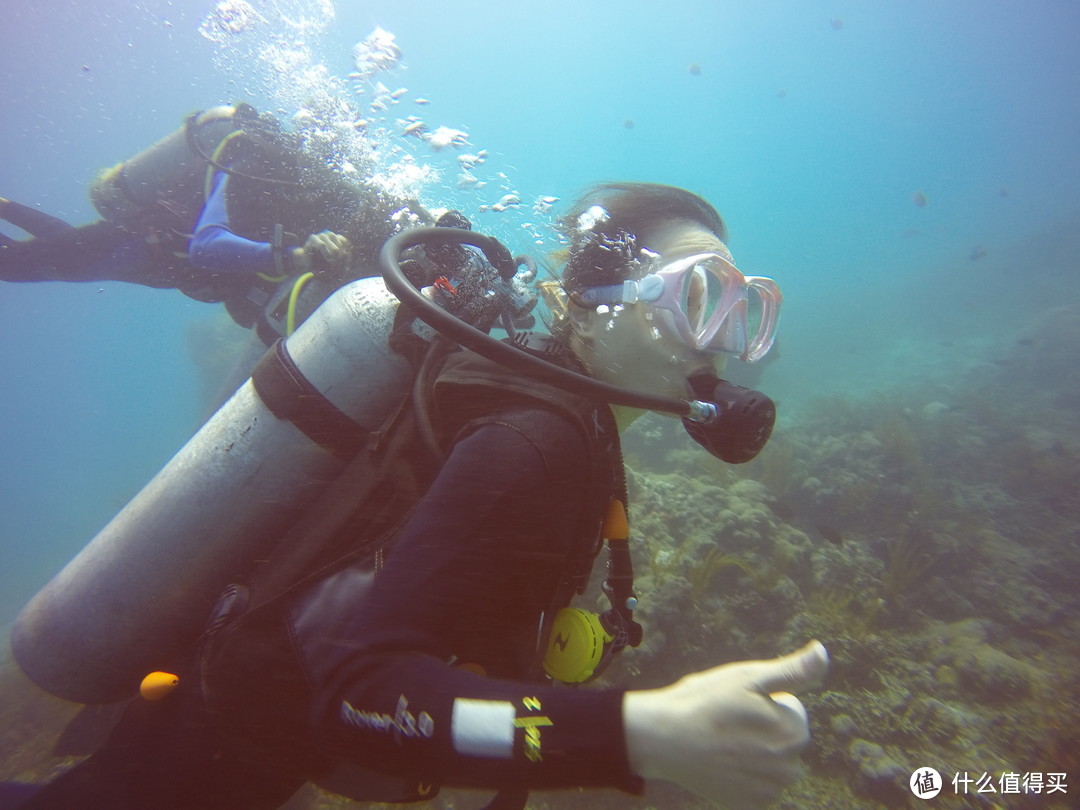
top-left (3, 299), bottom-right (1078, 810)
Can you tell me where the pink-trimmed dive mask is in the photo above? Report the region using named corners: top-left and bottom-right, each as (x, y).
top-left (574, 252), bottom-right (782, 362)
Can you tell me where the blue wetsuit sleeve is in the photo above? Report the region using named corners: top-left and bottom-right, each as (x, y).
top-left (188, 173), bottom-right (276, 273)
top-left (303, 410), bottom-right (642, 794)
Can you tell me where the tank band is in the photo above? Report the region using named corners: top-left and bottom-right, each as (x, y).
top-left (252, 339), bottom-right (369, 460)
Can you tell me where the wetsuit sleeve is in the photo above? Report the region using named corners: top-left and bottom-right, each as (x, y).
top-left (188, 173), bottom-right (276, 273)
top-left (305, 409), bottom-right (643, 794)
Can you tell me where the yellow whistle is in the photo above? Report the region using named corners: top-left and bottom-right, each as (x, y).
top-left (139, 671), bottom-right (180, 701)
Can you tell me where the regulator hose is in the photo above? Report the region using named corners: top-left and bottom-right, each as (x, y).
top-left (380, 227), bottom-right (711, 420)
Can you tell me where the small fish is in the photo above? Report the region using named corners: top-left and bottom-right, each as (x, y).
top-left (457, 152), bottom-right (486, 168)
top-left (533, 196), bottom-right (559, 215)
top-left (688, 62), bottom-right (702, 76)
top-left (425, 126), bottom-right (469, 150)
top-left (456, 171), bottom-right (481, 190)
top-left (912, 191), bottom-right (928, 208)
top-left (815, 523), bottom-right (844, 545)
top-left (767, 500), bottom-right (795, 521)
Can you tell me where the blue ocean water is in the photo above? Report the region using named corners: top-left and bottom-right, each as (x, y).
top-left (1, 1), bottom-right (1078, 804)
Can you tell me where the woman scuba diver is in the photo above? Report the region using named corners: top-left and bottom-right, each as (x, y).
top-left (12, 182), bottom-right (827, 810)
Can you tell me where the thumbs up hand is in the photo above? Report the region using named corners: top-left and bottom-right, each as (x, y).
top-left (623, 641), bottom-right (829, 809)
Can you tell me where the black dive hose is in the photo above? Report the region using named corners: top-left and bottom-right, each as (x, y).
top-left (380, 227), bottom-right (716, 421)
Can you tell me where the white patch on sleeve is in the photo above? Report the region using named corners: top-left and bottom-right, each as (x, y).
top-left (451, 698), bottom-right (515, 759)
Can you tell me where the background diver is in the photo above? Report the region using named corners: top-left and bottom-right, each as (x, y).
top-left (0, 103), bottom-right (428, 340)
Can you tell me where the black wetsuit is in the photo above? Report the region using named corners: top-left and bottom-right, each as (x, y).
top-left (0, 199), bottom-right (188, 284)
top-left (23, 380), bottom-right (643, 809)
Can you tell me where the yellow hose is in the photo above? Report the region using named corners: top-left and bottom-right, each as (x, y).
top-left (286, 272), bottom-right (315, 336)
top-left (202, 129), bottom-right (247, 200)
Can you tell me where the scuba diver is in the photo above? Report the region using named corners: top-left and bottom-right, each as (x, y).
top-left (9, 182), bottom-right (828, 810)
top-left (0, 103), bottom-right (428, 340)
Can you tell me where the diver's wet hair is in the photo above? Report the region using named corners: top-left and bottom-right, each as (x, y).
top-left (560, 182), bottom-right (726, 293)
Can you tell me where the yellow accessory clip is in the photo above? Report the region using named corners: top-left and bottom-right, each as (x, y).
top-left (139, 671), bottom-right (180, 701)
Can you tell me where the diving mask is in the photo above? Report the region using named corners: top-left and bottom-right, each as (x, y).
top-left (575, 252), bottom-right (781, 362)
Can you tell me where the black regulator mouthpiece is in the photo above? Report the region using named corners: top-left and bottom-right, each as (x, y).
top-left (683, 374), bottom-right (776, 464)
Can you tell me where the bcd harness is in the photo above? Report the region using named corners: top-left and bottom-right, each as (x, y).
top-left (199, 328), bottom-right (643, 807)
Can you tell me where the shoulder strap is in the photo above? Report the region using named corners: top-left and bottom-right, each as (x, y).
top-left (237, 391), bottom-right (431, 616)
top-left (433, 348), bottom-right (626, 592)
top-left (431, 349), bottom-right (606, 443)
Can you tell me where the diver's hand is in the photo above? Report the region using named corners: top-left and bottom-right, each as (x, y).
top-left (291, 231), bottom-right (351, 274)
top-left (623, 640), bottom-right (828, 810)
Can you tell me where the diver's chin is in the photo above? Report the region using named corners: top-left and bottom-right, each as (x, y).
top-left (682, 362), bottom-right (719, 390)
top-left (687, 363), bottom-right (717, 379)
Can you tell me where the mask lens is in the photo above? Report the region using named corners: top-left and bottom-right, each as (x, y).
top-left (745, 286), bottom-right (764, 343)
top-left (677, 259), bottom-right (733, 345)
top-left (743, 277), bottom-right (782, 362)
top-left (679, 264), bottom-right (710, 333)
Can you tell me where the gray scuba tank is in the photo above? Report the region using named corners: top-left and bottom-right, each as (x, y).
top-left (88, 105), bottom-right (242, 222)
top-left (11, 276), bottom-right (412, 704)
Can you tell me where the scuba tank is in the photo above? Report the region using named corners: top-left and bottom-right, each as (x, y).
top-left (88, 105), bottom-right (244, 224)
top-left (9, 218), bottom-right (536, 706)
top-left (11, 277), bottom-right (412, 705)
